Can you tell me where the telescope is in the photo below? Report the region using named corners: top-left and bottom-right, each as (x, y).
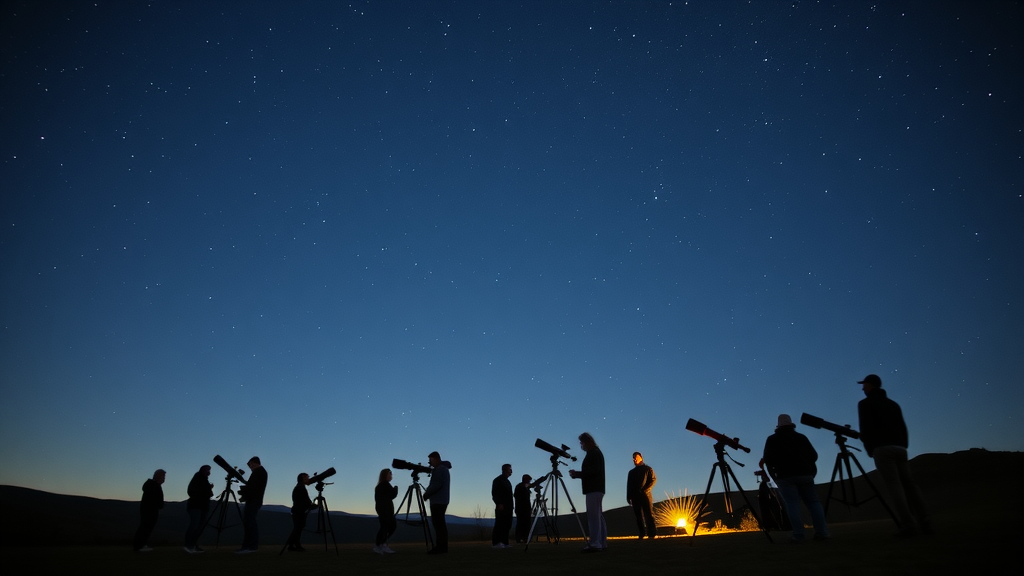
top-left (392, 458), bottom-right (432, 475)
top-left (535, 438), bottom-right (577, 461)
top-left (685, 418), bottom-right (751, 453)
top-left (213, 454), bottom-right (247, 484)
top-left (308, 467), bottom-right (337, 485)
top-left (800, 413), bottom-right (860, 439)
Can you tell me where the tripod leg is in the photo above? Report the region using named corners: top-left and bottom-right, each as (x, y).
top-left (720, 465), bottom-right (734, 516)
top-left (848, 453), bottom-right (900, 528)
top-left (556, 475), bottom-right (588, 543)
top-left (694, 463), bottom-right (720, 538)
top-left (724, 465), bottom-right (773, 543)
top-left (204, 488), bottom-right (241, 548)
top-left (396, 485), bottom-right (414, 523)
top-left (318, 497), bottom-right (339, 555)
top-left (824, 453), bottom-right (844, 515)
top-left (320, 505), bottom-right (327, 551)
top-left (841, 453), bottom-right (859, 506)
top-left (526, 475), bottom-right (557, 550)
top-left (528, 500), bottom-right (544, 549)
top-left (414, 485), bottom-right (434, 549)
top-left (279, 514), bottom-right (293, 556)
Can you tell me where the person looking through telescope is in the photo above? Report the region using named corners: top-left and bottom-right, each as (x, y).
top-left (761, 414), bottom-right (829, 542)
top-left (422, 451), bottom-right (451, 554)
top-left (286, 472), bottom-right (315, 552)
top-left (237, 456), bottom-right (267, 553)
top-left (514, 474), bottom-right (533, 543)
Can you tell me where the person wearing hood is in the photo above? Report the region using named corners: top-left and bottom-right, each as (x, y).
top-left (422, 451), bottom-right (451, 554)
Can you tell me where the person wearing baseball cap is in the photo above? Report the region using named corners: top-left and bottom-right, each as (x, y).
top-left (857, 374), bottom-right (932, 536)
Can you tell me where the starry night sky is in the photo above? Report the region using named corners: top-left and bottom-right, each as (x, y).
top-left (2, 1), bottom-right (1021, 517)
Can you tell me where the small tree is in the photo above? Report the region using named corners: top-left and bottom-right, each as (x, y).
top-left (471, 504), bottom-right (490, 541)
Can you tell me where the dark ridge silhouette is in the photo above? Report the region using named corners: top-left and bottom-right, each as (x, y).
top-left (2, 449), bottom-right (1020, 547)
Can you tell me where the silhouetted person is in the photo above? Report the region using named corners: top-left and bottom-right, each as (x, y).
top-left (238, 456), bottom-right (267, 553)
top-left (761, 414), bottom-right (829, 542)
top-left (184, 465), bottom-right (213, 553)
top-left (569, 432), bottom-right (606, 552)
top-left (858, 374), bottom-right (931, 536)
top-left (626, 451), bottom-right (657, 540)
top-left (133, 469), bottom-right (165, 552)
top-left (286, 472), bottom-right (315, 551)
top-left (491, 463), bottom-right (514, 548)
top-left (514, 474), bottom-right (533, 543)
top-left (422, 451), bottom-right (451, 554)
top-left (373, 468), bottom-right (398, 554)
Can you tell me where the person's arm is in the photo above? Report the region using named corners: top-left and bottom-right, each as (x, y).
top-left (858, 401), bottom-right (875, 457)
top-left (644, 467), bottom-right (656, 492)
top-left (423, 473), bottom-right (438, 500)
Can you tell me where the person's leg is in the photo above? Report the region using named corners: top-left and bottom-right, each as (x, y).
top-left (642, 495), bottom-right (657, 538)
top-left (385, 513), bottom-right (397, 542)
top-left (793, 476), bottom-right (829, 538)
top-left (134, 511), bottom-right (156, 550)
top-left (873, 446), bottom-right (917, 534)
top-left (893, 450), bottom-right (931, 532)
top-left (184, 508), bottom-right (203, 548)
top-left (241, 502), bottom-right (262, 549)
top-left (775, 478), bottom-right (805, 540)
top-left (250, 502), bottom-right (260, 545)
top-left (631, 500), bottom-right (646, 537)
top-left (584, 492), bottom-right (602, 547)
top-left (515, 513), bottom-right (529, 542)
top-left (430, 503), bottom-right (448, 551)
top-left (491, 508), bottom-right (503, 545)
top-left (288, 511), bottom-right (305, 548)
top-left (501, 509), bottom-right (513, 544)
top-left (241, 505), bottom-right (253, 549)
top-left (594, 493), bottom-right (608, 548)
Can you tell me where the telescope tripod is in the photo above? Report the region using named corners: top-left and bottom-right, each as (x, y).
top-left (524, 456), bottom-right (587, 551)
top-left (697, 441), bottom-right (773, 543)
top-left (395, 472), bottom-right (434, 549)
top-left (203, 475), bottom-right (244, 547)
top-left (824, 434), bottom-right (899, 526)
top-left (755, 469), bottom-right (790, 531)
top-left (279, 481), bottom-right (339, 556)
top-left (525, 484), bottom-right (552, 543)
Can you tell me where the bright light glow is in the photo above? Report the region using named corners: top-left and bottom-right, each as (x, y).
top-left (654, 489), bottom-right (708, 534)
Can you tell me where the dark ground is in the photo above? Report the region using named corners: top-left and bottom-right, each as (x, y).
top-left (2, 449), bottom-right (1021, 575)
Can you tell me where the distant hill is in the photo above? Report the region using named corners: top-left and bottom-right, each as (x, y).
top-left (2, 449), bottom-right (1019, 547)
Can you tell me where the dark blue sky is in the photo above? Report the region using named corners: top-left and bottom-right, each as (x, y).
top-left (2, 1), bottom-right (1021, 516)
